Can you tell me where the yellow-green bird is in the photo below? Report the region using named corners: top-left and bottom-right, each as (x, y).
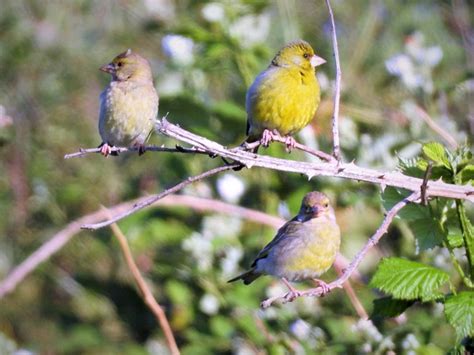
top-left (246, 40), bottom-right (325, 151)
top-left (228, 191), bottom-right (340, 297)
top-left (98, 49), bottom-right (158, 156)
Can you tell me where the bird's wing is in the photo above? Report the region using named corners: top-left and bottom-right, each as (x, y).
top-left (251, 217), bottom-right (301, 267)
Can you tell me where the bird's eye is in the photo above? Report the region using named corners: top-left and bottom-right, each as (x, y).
top-left (323, 202), bottom-right (329, 208)
top-left (303, 53), bottom-right (309, 59)
top-left (117, 62), bottom-right (123, 67)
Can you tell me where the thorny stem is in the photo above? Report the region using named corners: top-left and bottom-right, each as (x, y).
top-left (325, 0), bottom-right (342, 161)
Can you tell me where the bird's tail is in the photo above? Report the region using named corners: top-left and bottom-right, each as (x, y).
top-left (228, 268), bottom-right (262, 285)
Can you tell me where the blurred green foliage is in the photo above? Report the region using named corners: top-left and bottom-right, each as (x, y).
top-left (0, 0), bottom-right (473, 353)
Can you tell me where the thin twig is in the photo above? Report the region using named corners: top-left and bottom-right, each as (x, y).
top-left (64, 144), bottom-right (209, 159)
top-left (81, 164), bottom-right (240, 230)
top-left (260, 192), bottom-right (420, 308)
top-left (108, 216), bottom-right (180, 355)
top-left (415, 105), bottom-right (458, 150)
top-left (244, 137), bottom-right (335, 162)
top-left (333, 261), bottom-right (368, 319)
top-left (325, 0), bottom-right (342, 161)
top-left (420, 161), bottom-right (433, 205)
top-left (157, 118), bottom-right (474, 202)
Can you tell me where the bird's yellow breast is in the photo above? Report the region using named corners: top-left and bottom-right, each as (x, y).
top-left (247, 65), bottom-right (320, 139)
top-left (99, 81), bottom-right (158, 146)
top-left (273, 219), bottom-right (340, 281)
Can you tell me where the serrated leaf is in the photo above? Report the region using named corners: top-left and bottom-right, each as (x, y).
top-left (447, 229), bottom-right (464, 248)
top-left (444, 292), bottom-right (474, 340)
top-left (371, 296), bottom-right (414, 318)
top-left (381, 187), bottom-right (429, 220)
top-left (409, 217), bottom-right (444, 250)
top-left (370, 257), bottom-right (450, 301)
top-left (459, 164), bottom-right (474, 184)
top-left (423, 142), bottom-right (450, 169)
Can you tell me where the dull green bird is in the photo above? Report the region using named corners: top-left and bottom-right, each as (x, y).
top-left (98, 49), bottom-right (158, 156)
top-left (229, 191), bottom-right (340, 297)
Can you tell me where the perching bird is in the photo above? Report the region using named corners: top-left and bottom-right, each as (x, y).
top-left (245, 40), bottom-right (325, 151)
top-left (228, 191), bottom-right (340, 298)
top-left (98, 49), bottom-right (158, 156)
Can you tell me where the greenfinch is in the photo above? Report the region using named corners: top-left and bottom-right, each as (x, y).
top-left (228, 191), bottom-right (340, 297)
top-left (245, 40), bottom-right (325, 151)
top-left (98, 49), bottom-right (158, 156)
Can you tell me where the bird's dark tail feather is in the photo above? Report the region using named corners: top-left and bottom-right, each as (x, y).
top-left (228, 269), bottom-right (262, 285)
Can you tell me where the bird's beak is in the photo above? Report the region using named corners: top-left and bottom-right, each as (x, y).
top-left (310, 205), bottom-right (321, 217)
top-left (100, 63), bottom-right (115, 74)
top-left (310, 55), bottom-right (326, 68)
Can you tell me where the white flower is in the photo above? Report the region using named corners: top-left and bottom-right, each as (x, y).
top-left (351, 319), bottom-right (383, 343)
top-left (201, 2), bottom-right (225, 23)
top-left (229, 13), bottom-right (271, 47)
top-left (143, 0), bottom-right (176, 21)
top-left (162, 34), bottom-right (195, 66)
top-left (202, 215), bottom-right (242, 240)
top-left (216, 173), bottom-right (246, 204)
top-left (200, 293), bottom-right (220, 315)
top-left (157, 71), bottom-right (183, 96)
top-left (182, 232), bottom-right (213, 271)
top-left (277, 201), bottom-right (291, 220)
top-left (220, 246), bottom-right (243, 277)
top-left (401, 333), bottom-right (420, 350)
top-left (290, 319), bottom-right (312, 340)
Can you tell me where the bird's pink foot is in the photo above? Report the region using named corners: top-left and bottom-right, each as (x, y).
top-left (312, 278), bottom-right (331, 296)
top-left (99, 143), bottom-right (112, 157)
top-left (284, 136), bottom-right (297, 152)
top-left (261, 129), bottom-right (274, 147)
top-left (281, 278), bottom-right (304, 301)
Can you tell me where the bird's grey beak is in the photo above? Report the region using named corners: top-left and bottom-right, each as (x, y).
top-left (310, 55), bottom-right (326, 68)
top-left (310, 205), bottom-right (321, 217)
top-left (100, 63), bottom-right (115, 74)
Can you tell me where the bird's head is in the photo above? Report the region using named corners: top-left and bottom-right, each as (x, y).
top-left (272, 40), bottom-right (326, 72)
top-left (296, 191), bottom-right (335, 222)
top-left (100, 49), bottom-right (153, 82)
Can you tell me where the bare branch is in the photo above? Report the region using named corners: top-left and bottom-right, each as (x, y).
top-left (415, 105), bottom-right (458, 150)
top-left (64, 144), bottom-right (209, 159)
top-left (260, 192), bottom-right (420, 308)
top-left (325, 0), bottom-right (342, 161)
top-left (81, 164), bottom-right (240, 230)
top-left (108, 216), bottom-right (180, 355)
top-left (157, 118), bottom-right (474, 202)
top-left (0, 193), bottom-right (360, 299)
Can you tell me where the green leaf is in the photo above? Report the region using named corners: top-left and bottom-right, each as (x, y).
top-left (409, 217), bottom-right (444, 250)
top-left (444, 291), bottom-right (474, 340)
top-left (423, 142), bottom-right (450, 169)
top-left (447, 229), bottom-right (464, 248)
top-left (381, 187), bottom-right (429, 220)
top-left (370, 257), bottom-right (450, 301)
top-left (459, 164), bottom-right (474, 184)
top-left (371, 296), bottom-right (414, 318)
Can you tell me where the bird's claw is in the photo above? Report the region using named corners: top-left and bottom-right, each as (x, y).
top-left (99, 143), bottom-right (112, 157)
top-left (284, 289), bottom-right (304, 302)
top-left (313, 279), bottom-right (331, 296)
top-left (284, 136), bottom-right (296, 152)
top-left (261, 129), bottom-right (274, 147)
